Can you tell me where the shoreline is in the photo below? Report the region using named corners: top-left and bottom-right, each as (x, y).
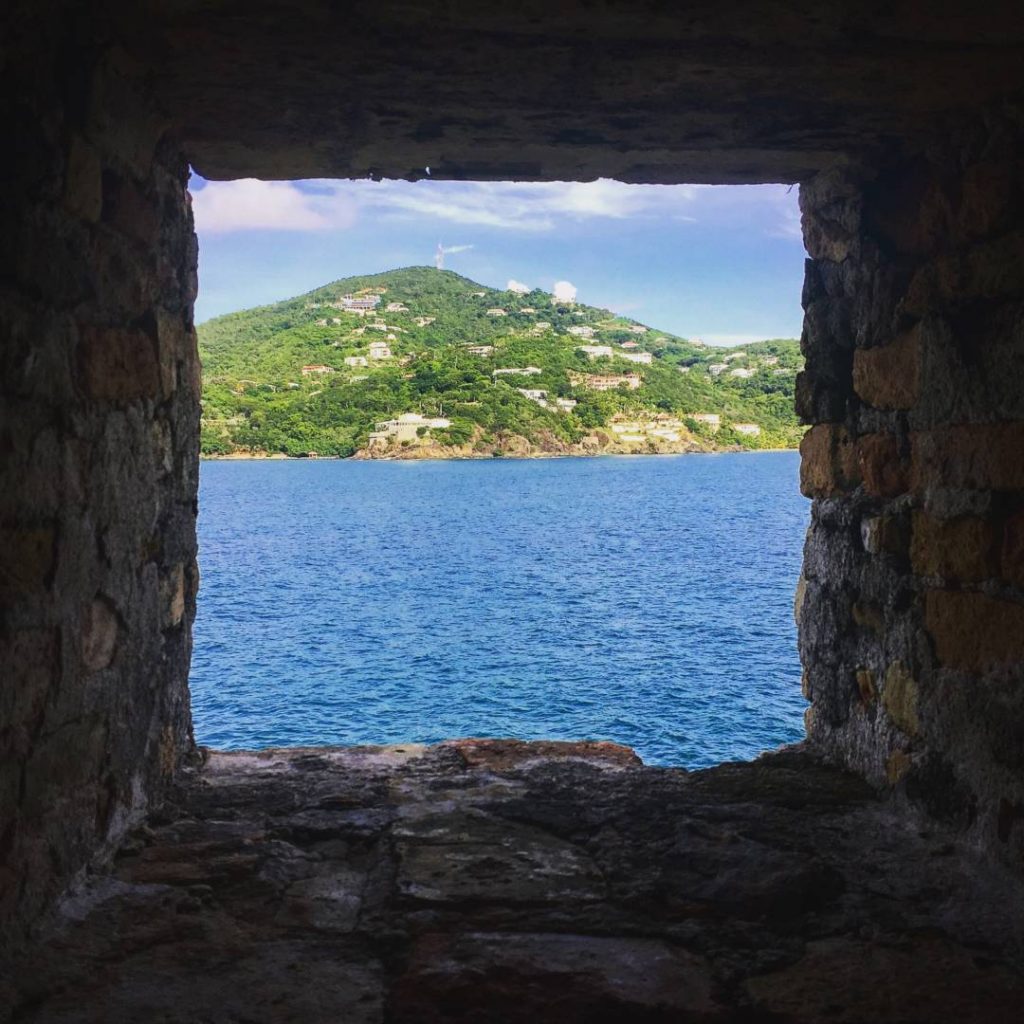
top-left (201, 446), bottom-right (799, 462)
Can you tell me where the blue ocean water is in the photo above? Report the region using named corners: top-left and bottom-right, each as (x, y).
top-left (191, 452), bottom-right (808, 767)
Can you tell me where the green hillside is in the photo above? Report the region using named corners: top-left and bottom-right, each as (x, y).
top-left (198, 266), bottom-right (804, 458)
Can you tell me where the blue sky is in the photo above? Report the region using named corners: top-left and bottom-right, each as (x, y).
top-left (191, 175), bottom-right (806, 345)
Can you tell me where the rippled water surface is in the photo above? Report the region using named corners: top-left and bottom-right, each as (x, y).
top-left (192, 452), bottom-right (808, 767)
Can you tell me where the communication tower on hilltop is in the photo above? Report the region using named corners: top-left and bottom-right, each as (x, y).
top-left (435, 242), bottom-right (444, 270)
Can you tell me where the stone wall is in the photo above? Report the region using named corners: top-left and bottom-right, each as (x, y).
top-left (0, 23), bottom-right (200, 949)
top-left (3, 0), bottom-right (1024, 954)
top-left (797, 108), bottom-right (1024, 872)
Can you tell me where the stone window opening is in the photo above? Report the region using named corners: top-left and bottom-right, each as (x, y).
top-left (5, 8), bottom-right (1024, 1016)
top-left (186, 176), bottom-right (810, 770)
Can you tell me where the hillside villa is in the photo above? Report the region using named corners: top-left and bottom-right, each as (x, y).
top-left (301, 364), bottom-right (335, 375)
top-left (577, 344), bottom-right (614, 359)
top-left (493, 367), bottom-right (542, 377)
top-left (339, 294), bottom-right (381, 311)
top-left (568, 325), bottom-right (596, 338)
top-left (344, 356), bottom-right (368, 367)
top-left (569, 371), bottom-right (642, 391)
top-left (690, 413), bottom-right (721, 431)
top-left (611, 416), bottom-right (685, 443)
top-left (620, 351), bottom-right (653, 365)
top-left (465, 345), bottom-right (494, 356)
top-left (733, 423), bottom-right (762, 436)
top-left (368, 341), bottom-right (392, 359)
top-left (517, 388), bottom-right (549, 407)
top-left (368, 412), bottom-right (451, 445)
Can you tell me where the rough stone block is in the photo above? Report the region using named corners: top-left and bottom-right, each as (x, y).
top-left (852, 601), bottom-right (884, 634)
top-left (860, 515), bottom-right (908, 557)
top-left (911, 423), bottom-right (1024, 493)
top-left (103, 174), bottom-right (160, 245)
top-left (800, 424), bottom-right (860, 497)
top-left (81, 596), bottom-right (120, 671)
top-left (1001, 511), bottom-right (1024, 587)
top-left (155, 309), bottom-right (184, 396)
top-left (886, 749), bottom-right (913, 784)
top-left (0, 527), bottom-right (55, 601)
top-left (160, 564), bottom-right (186, 629)
top-left (857, 433), bottom-right (908, 498)
top-left (79, 326), bottom-right (161, 402)
top-left (911, 511), bottom-right (997, 581)
top-left (881, 662), bottom-right (920, 736)
top-left (852, 329), bottom-right (920, 410)
top-left (855, 668), bottom-right (877, 707)
top-left (925, 590), bottom-right (1024, 671)
top-left (0, 629), bottom-right (58, 760)
top-left (865, 162), bottom-right (953, 256)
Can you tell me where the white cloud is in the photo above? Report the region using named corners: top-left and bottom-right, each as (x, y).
top-left (507, 279), bottom-right (530, 293)
top-left (193, 176), bottom-right (710, 234)
top-left (442, 244), bottom-right (474, 254)
top-left (190, 175), bottom-right (804, 245)
top-left (191, 178), bottom-right (357, 234)
top-left (354, 179), bottom-right (704, 231)
top-left (552, 280), bottom-right (577, 303)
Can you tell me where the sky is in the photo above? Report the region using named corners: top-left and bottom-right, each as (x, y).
top-left (190, 175), bottom-right (806, 345)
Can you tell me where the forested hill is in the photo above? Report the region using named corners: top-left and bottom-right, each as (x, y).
top-left (198, 266), bottom-right (804, 458)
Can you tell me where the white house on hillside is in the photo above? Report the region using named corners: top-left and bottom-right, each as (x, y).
top-left (340, 294), bottom-right (380, 311)
top-left (690, 413), bottom-right (721, 431)
top-left (517, 388), bottom-right (549, 407)
top-left (577, 344), bottom-right (614, 359)
top-left (369, 412), bottom-right (451, 445)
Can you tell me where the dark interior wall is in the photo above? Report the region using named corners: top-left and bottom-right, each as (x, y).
top-left (797, 108), bottom-right (1024, 871)
top-left (3, 0), bottom-right (1024, 950)
top-left (1, 12), bottom-right (200, 949)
